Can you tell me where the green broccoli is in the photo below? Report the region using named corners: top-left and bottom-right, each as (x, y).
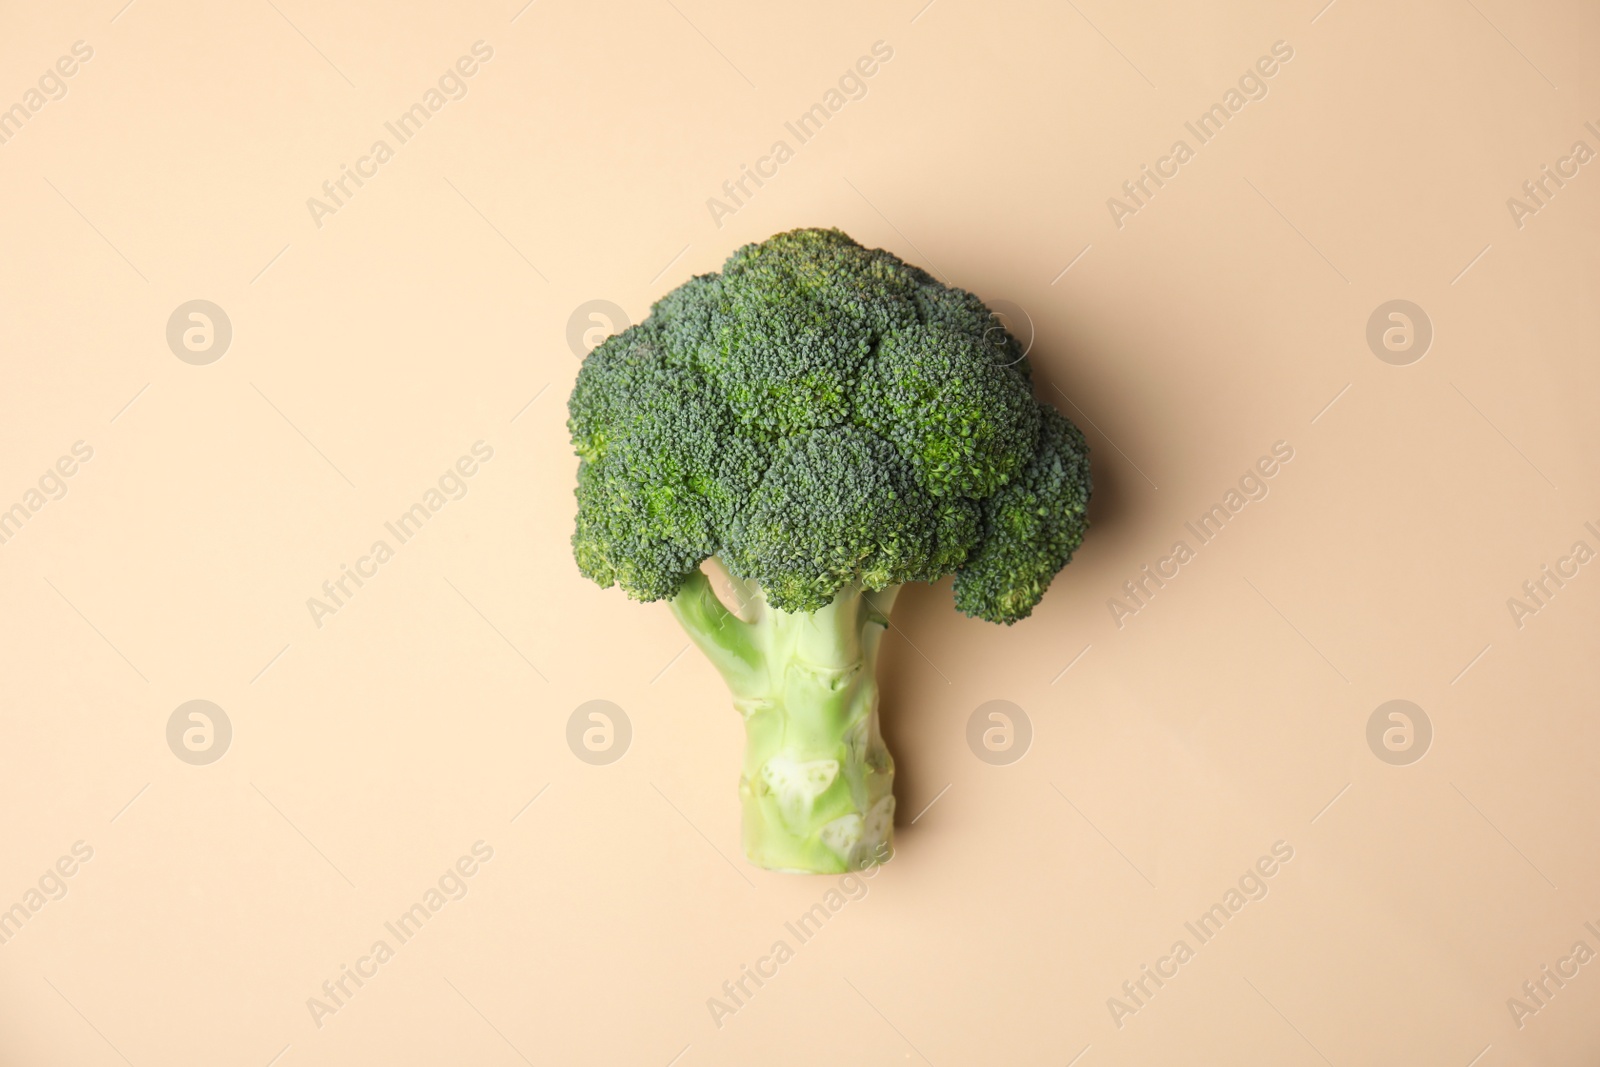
top-left (568, 227), bottom-right (1091, 873)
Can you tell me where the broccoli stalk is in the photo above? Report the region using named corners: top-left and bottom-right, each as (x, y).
top-left (568, 227), bottom-right (1092, 874)
top-left (671, 567), bottom-right (898, 872)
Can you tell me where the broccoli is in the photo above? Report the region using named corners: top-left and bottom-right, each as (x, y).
top-left (568, 227), bottom-right (1091, 873)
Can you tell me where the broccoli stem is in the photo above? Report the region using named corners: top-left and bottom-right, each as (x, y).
top-left (671, 568), bottom-right (900, 873)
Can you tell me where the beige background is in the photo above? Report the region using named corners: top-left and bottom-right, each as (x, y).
top-left (1, 0), bottom-right (1596, 1063)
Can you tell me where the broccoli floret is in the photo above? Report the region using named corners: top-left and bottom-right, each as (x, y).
top-left (695, 228), bottom-right (922, 435)
top-left (725, 425), bottom-right (940, 612)
top-left (566, 227), bottom-right (1094, 873)
top-left (856, 322), bottom-right (1039, 499)
top-left (571, 455), bottom-right (705, 601)
top-left (907, 269), bottom-right (1031, 376)
top-left (953, 408), bottom-right (1092, 624)
top-left (721, 227), bottom-right (921, 339)
top-left (645, 272), bottom-right (721, 368)
top-left (566, 325), bottom-right (667, 462)
top-left (568, 324), bottom-right (762, 598)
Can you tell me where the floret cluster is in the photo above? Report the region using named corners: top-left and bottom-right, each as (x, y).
top-left (568, 227), bottom-right (1091, 623)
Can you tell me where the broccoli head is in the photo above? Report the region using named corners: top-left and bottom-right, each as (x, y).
top-left (567, 226), bottom-right (1090, 625)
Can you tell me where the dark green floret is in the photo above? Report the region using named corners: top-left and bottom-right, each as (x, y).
top-left (725, 425), bottom-right (939, 612)
top-left (645, 272), bottom-right (722, 368)
top-left (856, 322), bottom-right (1039, 500)
top-left (953, 408), bottom-right (1092, 623)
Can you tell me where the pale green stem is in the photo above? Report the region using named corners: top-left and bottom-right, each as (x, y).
top-left (671, 567), bottom-right (899, 873)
